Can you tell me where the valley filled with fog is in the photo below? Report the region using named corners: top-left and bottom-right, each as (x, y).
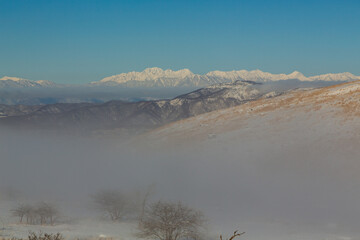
top-left (1, 80), bottom-right (360, 240)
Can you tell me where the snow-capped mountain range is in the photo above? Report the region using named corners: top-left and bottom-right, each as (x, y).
top-left (95, 67), bottom-right (360, 87)
top-left (2, 68), bottom-right (360, 89)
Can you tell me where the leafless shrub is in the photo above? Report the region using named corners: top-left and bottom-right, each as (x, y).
top-left (136, 201), bottom-right (205, 240)
top-left (2, 232), bottom-right (63, 240)
top-left (27, 232), bottom-right (63, 240)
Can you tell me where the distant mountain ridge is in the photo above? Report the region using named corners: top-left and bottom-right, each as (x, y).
top-left (0, 81), bottom-right (276, 132)
top-left (2, 68), bottom-right (360, 89)
top-left (0, 76), bottom-right (59, 88)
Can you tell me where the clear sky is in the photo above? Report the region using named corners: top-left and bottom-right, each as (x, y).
top-left (0, 0), bottom-right (359, 83)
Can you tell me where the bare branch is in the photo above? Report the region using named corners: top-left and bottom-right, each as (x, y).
top-left (220, 230), bottom-right (245, 240)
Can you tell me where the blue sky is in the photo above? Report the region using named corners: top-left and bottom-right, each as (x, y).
top-left (0, 0), bottom-right (359, 83)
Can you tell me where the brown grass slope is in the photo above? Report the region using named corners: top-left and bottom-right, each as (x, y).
top-left (143, 80), bottom-right (360, 144)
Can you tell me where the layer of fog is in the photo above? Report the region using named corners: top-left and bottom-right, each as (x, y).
top-left (0, 86), bottom-right (196, 105)
top-left (1, 124), bottom-right (360, 240)
top-left (0, 80), bottom-right (344, 105)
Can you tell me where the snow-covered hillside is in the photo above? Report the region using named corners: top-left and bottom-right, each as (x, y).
top-left (143, 80), bottom-right (360, 145)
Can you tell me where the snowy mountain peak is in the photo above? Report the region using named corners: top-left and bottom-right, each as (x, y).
top-left (0, 76), bottom-right (58, 88)
top-left (0, 76), bottom-right (28, 82)
top-left (93, 68), bottom-right (360, 87)
top-left (288, 71), bottom-right (308, 80)
top-left (142, 67), bottom-right (194, 76)
top-left (98, 67), bottom-right (196, 85)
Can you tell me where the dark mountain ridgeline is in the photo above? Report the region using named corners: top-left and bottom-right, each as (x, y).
top-left (0, 81), bottom-right (276, 133)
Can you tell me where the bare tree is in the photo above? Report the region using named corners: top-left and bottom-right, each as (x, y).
top-left (93, 190), bottom-right (130, 221)
top-left (139, 184), bottom-right (156, 223)
top-left (11, 204), bottom-right (28, 223)
top-left (25, 205), bottom-right (37, 224)
top-left (137, 201), bottom-right (205, 240)
top-left (129, 184), bottom-right (156, 223)
top-left (11, 204), bottom-right (37, 224)
top-left (11, 202), bottom-right (59, 225)
top-left (35, 202), bottom-right (59, 225)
